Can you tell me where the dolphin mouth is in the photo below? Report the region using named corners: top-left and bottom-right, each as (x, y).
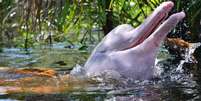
top-left (136, 13), bottom-right (167, 46)
top-left (127, 1), bottom-right (174, 49)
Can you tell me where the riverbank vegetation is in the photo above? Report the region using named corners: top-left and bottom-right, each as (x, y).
top-left (0, 0), bottom-right (201, 50)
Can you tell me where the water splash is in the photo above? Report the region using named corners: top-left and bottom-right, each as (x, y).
top-left (176, 42), bottom-right (201, 72)
top-left (70, 64), bottom-right (86, 77)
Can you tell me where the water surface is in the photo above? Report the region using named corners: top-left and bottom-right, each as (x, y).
top-left (0, 44), bottom-right (200, 101)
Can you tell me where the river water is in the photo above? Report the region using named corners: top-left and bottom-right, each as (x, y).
top-left (0, 43), bottom-right (200, 101)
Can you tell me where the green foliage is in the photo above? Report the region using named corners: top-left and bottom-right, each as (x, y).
top-left (112, 0), bottom-right (160, 26)
top-left (169, 0), bottom-right (201, 42)
top-left (187, 0), bottom-right (201, 41)
top-left (6, 0), bottom-right (200, 49)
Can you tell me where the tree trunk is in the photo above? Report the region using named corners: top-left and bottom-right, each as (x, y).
top-left (103, 0), bottom-right (113, 35)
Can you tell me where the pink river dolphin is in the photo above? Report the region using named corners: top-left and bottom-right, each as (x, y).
top-left (71, 1), bottom-right (186, 80)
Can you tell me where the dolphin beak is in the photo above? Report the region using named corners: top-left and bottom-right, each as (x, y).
top-left (140, 11), bottom-right (186, 49)
top-left (128, 1), bottom-right (174, 48)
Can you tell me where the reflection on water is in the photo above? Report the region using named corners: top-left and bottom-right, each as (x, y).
top-left (0, 43), bottom-right (201, 101)
top-left (0, 44), bottom-right (88, 69)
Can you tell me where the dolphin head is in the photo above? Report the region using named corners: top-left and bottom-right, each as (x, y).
top-left (84, 1), bottom-right (185, 80)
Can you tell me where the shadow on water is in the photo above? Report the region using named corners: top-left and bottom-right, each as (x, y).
top-left (0, 43), bottom-right (201, 101)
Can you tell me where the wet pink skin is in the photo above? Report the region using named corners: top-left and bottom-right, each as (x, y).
top-left (72, 1), bottom-right (186, 80)
top-left (133, 1), bottom-right (174, 48)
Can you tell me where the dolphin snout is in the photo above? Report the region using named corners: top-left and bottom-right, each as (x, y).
top-left (173, 11), bottom-right (185, 21)
top-left (156, 1), bottom-right (174, 19)
top-left (161, 1), bottom-right (174, 11)
top-left (167, 12), bottom-right (186, 26)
